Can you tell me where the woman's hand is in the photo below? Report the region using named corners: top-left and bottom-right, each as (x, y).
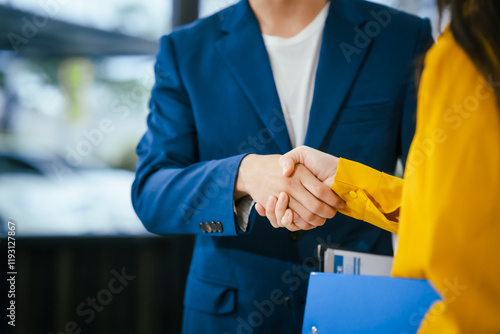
top-left (280, 146), bottom-right (340, 186)
top-left (255, 147), bottom-right (344, 230)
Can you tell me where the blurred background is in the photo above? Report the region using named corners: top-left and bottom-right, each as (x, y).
top-left (0, 0), bottom-right (440, 333)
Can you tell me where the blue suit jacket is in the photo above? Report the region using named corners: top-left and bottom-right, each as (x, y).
top-left (132, 0), bottom-right (433, 333)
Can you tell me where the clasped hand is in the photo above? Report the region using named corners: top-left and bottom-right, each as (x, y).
top-left (236, 147), bottom-right (343, 231)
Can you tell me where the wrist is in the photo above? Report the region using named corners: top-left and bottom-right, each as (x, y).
top-left (332, 156), bottom-right (340, 178)
top-left (324, 155), bottom-right (340, 187)
top-left (234, 154), bottom-right (257, 201)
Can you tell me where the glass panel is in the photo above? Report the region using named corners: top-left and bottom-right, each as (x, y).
top-left (0, 1), bottom-right (174, 236)
top-left (198, 0), bottom-right (239, 18)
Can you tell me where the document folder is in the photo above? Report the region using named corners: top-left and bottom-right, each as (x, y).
top-left (302, 273), bottom-right (441, 334)
top-left (323, 248), bottom-right (393, 276)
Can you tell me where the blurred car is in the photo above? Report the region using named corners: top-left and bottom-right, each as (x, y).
top-left (0, 152), bottom-right (150, 236)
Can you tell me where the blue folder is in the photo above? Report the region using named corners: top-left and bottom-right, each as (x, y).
top-left (302, 273), bottom-right (441, 334)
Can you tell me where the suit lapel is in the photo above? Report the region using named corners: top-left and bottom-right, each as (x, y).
top-left (304, 0), bottom-right (371, 149)
top-left (215, 0), bottom-right (292, 153)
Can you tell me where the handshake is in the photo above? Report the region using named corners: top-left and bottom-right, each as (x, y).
top-left (235, 146), bottom-right (345, 232)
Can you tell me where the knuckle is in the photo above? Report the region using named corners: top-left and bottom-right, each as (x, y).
top-left (304, 224), bottom-right (316, 231)
top-left (312, 184), bottom-right (323, 197)
top-left (332, 193), bottom-right (342, 204)
top-left (309, 200), bottom-right (322, 214)
top-left (318, 185), bottom-right (330, 198)
top-left (303, 211), bottom-right (315, 223)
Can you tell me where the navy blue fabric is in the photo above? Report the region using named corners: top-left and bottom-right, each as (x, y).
top-left (132, 0), bottom-right (433, 333)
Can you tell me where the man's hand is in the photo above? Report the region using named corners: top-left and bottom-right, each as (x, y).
top-left (255, 147), bottom-right (343, 231)
top-left (255, 191), bottom-right (300, 231)
top-left (235, 154), bottom-right (342, 230)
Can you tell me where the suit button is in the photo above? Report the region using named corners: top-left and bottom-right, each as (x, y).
top-left (349, 190), bottom-right (358, 198)
top-left (205, 222), bottom-right (213, 233)
top-left (289, 231), bottom-right (303, 241)
top-left (285, 296), bottom-right (292, 309)
top-left (216, 221), bottom-right (223, 233)
top-left (199, 222), bottom-right (206, 232)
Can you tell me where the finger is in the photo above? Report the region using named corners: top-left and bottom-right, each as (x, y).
top-left (279, 155), bottom-right (296, 177)
top-left (287, 196), bottom-right (328, 226)
top-left (292, 213), bottom-right (318, 230)
top-left (280, 146), bottom-right (309, 177)
top-left (281, 146), bottom-right (340, 185)
top-left (255, 203), bottom-right (266, 216)
top-left (265, 195), bottom-right (279, 228)
top-left (281, 208), bottom-right (293, 227)
top-left (281, 165), bottom-right (338, 220)
top-left (281, 209), bottom-right (301, 232)
top-left (282, 168), bottom-right (336, 222)
top-left (275, 192), bottom-right (289, 227)
top-left (298, 165), bottom-right (345, 210)
top-left (288, 182), bottom-right (337, 221)
top-left (283, 219), bottom-right (300, 232)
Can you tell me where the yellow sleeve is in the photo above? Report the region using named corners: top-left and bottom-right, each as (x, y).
top-left (331, 158), bottom-right (404, 234)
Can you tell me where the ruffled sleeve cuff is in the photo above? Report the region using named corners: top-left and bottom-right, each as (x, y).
top-left (331, 158), bottom-right (404, 234)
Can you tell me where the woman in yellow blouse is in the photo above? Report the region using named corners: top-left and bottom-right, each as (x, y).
top-left (256, 0), bottom-right (500, 332)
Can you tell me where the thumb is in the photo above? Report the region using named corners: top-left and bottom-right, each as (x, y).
top-left (280, 146), bottom-right (308, 177)
top-left (279, 155), bottom-right (296, 177)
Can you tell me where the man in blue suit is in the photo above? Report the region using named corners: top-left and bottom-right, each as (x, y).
top-left (132, 0), bottom-right (433, 332)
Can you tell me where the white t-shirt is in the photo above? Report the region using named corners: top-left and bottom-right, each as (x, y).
top-left (262, 2), bottom-right (330, 147)
top-left (236, 3), bottom-right (330, 231)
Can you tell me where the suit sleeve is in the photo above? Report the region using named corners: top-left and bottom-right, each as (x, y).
top-left (131, 35), bottom-right (247, 236)
top-left (332, 158), bottom-right (404, 234)
top-left (398, 18), bottom-right (434, 166)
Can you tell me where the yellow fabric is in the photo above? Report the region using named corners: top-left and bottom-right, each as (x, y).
top-left (332, 29), bottom-right (500, 333)
top-left (332, 158), bottom-right (402, 234)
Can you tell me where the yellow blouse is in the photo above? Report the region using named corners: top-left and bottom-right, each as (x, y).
top-left (332, 29), bottom-right (500, 333)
